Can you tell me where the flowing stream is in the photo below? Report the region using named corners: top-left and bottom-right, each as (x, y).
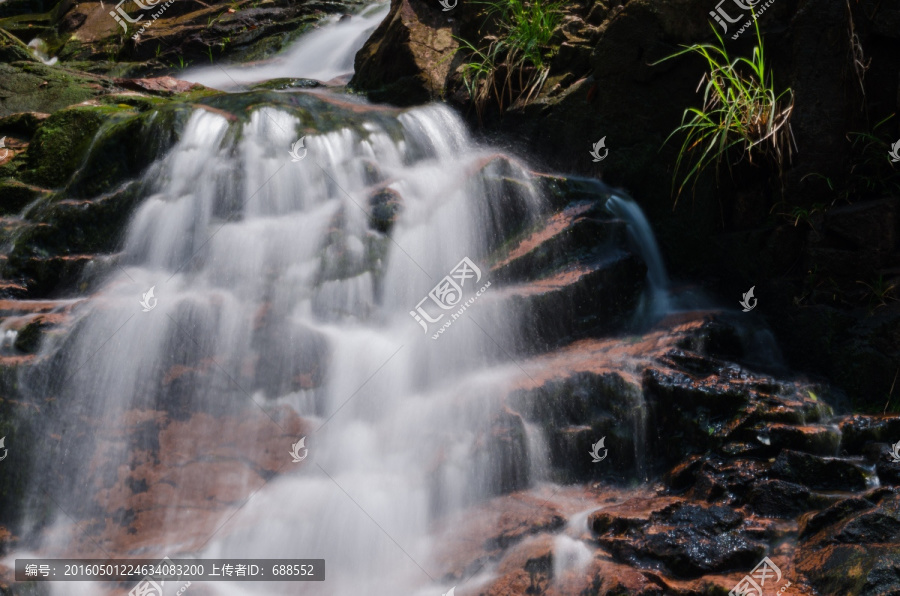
top-left (12, 7), bottom-right (672, 596)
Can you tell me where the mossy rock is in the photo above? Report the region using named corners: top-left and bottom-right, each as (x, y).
top-left (0, 179), bottom-right (50, 214)
top-left (249, 77), bottom-right (324, 91)
top-left (0, 61), bottom-right (115, 118)
top-left (65, 102), bottom-right (191, 197)
top-left (0, 26), bottom-right (36, 62)
top-left (13, 318), bottom-right (49, 353)
top-left (20, 105), bottom-right (110, 188)
top-left (0, 110), bottom-right (50, 137)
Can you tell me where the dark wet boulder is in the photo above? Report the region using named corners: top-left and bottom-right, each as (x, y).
top-left (745, 479), bottom-right (833, 519)
top-left (770, 450), bottom-right (871, 492)
top-left (592, 499), bottom-right (765, 578)
top-left (796, 488), bottom-right (900, 596)
top-left (367, 186), bottom-right (403, 233)
top-left (509, 370), bottom-right (645, 483)
top-left (482, 408), bottom-right (531, 497)
top-left (755, 423), bottom-right (842, 456)
top-left (840, 415), bottom-right (900, 454)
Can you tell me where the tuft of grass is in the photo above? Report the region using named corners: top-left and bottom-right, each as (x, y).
top-left (774, 202), bottom-right (827, 228)
top-left (857, 275), bottom-right (897, 308)
top-left (655, 14), bottom-right (795, 206)
top-left (457, 0), bottom-right (563, 121)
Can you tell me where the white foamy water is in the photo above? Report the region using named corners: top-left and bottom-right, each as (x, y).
top-left (18, 92), bottom-right (551, 594)
top-left (182, 4), bottom-right (389, 89)
top-left (9, 10), bottom-right (672, 596)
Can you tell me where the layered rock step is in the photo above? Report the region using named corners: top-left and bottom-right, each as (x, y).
top-left (473, 172), bottom-right (650, 350)
top-left (429, 310), bottom-right (900, 594)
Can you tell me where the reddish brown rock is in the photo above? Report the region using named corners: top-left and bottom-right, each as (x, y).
top-left (113, 76), bottom-right (203, 95)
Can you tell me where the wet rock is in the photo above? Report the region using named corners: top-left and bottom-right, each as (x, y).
top-left (491, 202), bottom-right (628, 284)
top-left (12, 316), bottom-right (49, 353)
top-left (510, 370), bottom-right (644, 483)
top-left (484, 535), bottom-right (554, 595)
top-left (497, 251), bottom-right (646, 350)
top-left (0, 110), bottom-right (49, 137)
top-left (746, 479), bottom-right (832, 519)
top-left (875, 446), bottom-right (900, 486)
top-left (19, 105), bottom-right (106, 187)
top-left (0, 61), bottom-right (116, 118)
top-left (756, 423), bottom-right (842, 456)
top-left (770, 450), bottom-right (871, 492)
top-left (112, 75), bottom-right (203, 95)
top-left (664, 455), bottom-right (704, 492)
top-left (0, 179), bottom-right (50, 215)
top-left (482, 409), bottom-right (531, 497)
top-left (367, 186), bottom-right (402, 233)
top-left (350, 0), bottom-right (457, 105)
top-left (248, 78), bottom-right (323, 90)
top-left (591, 498), bottom-right (765, 578)
top-left (0, 27), bottom-right (35, 62)
top-left (841, 415), bottom-right (900, 453)
top-left (796, 489), bottom-right (900, 595)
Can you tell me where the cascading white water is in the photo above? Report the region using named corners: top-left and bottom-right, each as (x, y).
top-left (7, 10), bottom-right (675, 596)
top-left (181, 4), bottom-right (390, 89)
top-left (18, 91), bottom-right (549, 594)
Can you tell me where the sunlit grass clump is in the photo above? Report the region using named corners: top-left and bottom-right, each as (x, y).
top-left (658, 16), bottom-right (795, 205)
top-left (458, 0), bottom-right (563, 119)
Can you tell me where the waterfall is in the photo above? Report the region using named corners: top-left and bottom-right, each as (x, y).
top-left (4, 10), bottom-right (671, 596)
top-left (181, 4), bottom-right (390, 89)
top-left (15, 92), bottom-right (551, 594)
top-left (606, 194), bottom-right (671, 321)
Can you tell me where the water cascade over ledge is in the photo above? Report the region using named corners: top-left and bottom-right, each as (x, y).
top-left (13, 91), bottom-right (660, 594)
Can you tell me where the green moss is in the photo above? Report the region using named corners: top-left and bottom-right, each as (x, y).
top-left (21, 105), bottom-right (110, 188)
top-left (0, 61), bottom-right (115, 118)
top-left (0, 26), bottom-right (36, 62)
